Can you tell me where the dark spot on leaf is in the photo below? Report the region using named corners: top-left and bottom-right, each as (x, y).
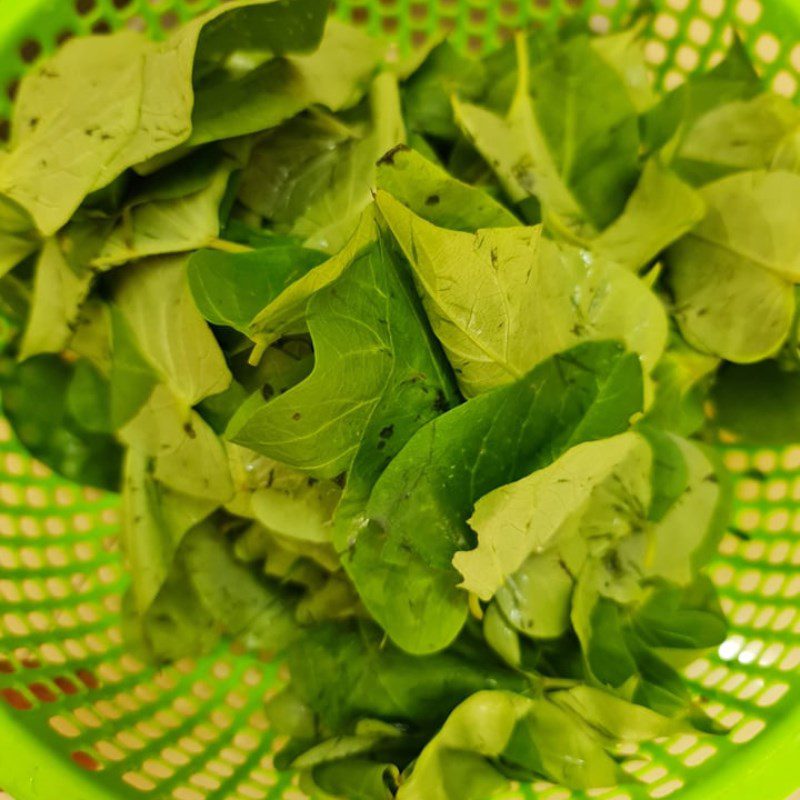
top-left (261, 383), bottom-right (275, 401)
top-left (490, 247), bottom-right (499, 269)
top-left (433, 389), bottom-right (449, 412)
top-left (376, 143), bottom-right (410, 167)
top-left (306, 477), bottom-right (318, 487)
top-left (333, 472), bottom-right (347, 488)
top-left (377, 441), bottom-right (386, 451)
top-left (292, 411), bottom-right (302, 421)
top-left (183, 422), bottom-right (197, 439)
top-left (379, 425), bottom-right (394, 440)
top-left (425, 194), bottom-right (440, 206)
top-left (729, 527), bottom-right (751, 541)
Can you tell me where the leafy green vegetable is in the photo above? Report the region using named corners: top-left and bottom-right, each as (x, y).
top-left (228, 225), bottom-right (457, 493)
top-left (377, 191), bottom-right (667, 398)
top-left (246, 210), bottom-right (376, 347)
top-left (0, 10), bottom-right (769, 799)
top-left (643, 38), bottom-right (761, 158)
top-left (189, 19), bottom-right (384, 146)
top-left (0, 194), bottom-right (38, 277)
top-left (0, 0), bottom-right (329, 235)
top-left (0, 352), bottom-right (122, 490)
top-left (402, 41), bottom-right (486, 141)
top-left (645, 333), bottom-right (720, 436)
top-left (773, 128), bottom-right (800, 171)
top-left (238, 73), bottom-right (405, 252)
top-left (130, 518), bottom-right (300, 661)
top-left (455, 432), bottom-right (651, 601)
top-left (283, 622), bottom-right (528, 735)
top-left (711, 360), bottom-right (800, 444)
top-left (590, 159), bottom-right (706, 271)
top-left (667, 170), bottom-right (800, 362)
top-left (226, 443), bottom-right (341, 543)
top-left (18, 238), bottom-right (93, 360)
top-left (393, 684), bottom-right (680, 797)
top-left (92, 158), bottom-right (238, 268)
top-left (345, 341), bottom-right (643, 653)
top-left (672, 94), bottom-right (800, 185)
top-left (121, 446), bottom-right (217, 612)
top-left (455, 34), bottom-right (639, 239)
top-left (375, 146), bottom-right (519, 230)
top-left (590, 23), bottom-right (657, 114)
top-left (111, 255), bottom-right (231, 408)
top-left (396, 692), bottom-right (535, 800)
top-left (188, 242), bottom-right (327, 331)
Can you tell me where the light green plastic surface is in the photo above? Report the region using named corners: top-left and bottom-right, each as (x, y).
top-left (0, 1), bottom-right (800, 799)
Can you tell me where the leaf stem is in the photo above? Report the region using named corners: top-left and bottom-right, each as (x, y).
top-left (207, 237), bottom-right (253, 254)
top-left (541, 677), bottom-right (581, 691)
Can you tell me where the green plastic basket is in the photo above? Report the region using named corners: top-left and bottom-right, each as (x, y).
top-left (1, 1), bottom-right (800, 799)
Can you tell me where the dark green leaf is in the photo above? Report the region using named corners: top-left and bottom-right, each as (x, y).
top-left (712, 359), bottom-right (800, 444)
top-left (0, 353), bottom-right (122, 491)
top-left (286, 621), bottom-right (528, 734)
top-left (345, 342), bottom-right (643, 653)
top-left (402, 41), bottom-right (486, 140)
top-left (188, 244), bottom-right (326, 330)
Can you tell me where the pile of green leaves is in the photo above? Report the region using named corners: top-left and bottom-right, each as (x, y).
top-left (1, 2), bottom-right (798, 797)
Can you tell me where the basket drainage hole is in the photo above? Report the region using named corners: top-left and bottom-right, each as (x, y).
top-left (1, 688), bottom-right (32, 710)
top-left (72, 751), bottom-right (101, 771)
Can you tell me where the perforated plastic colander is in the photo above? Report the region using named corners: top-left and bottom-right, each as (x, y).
top-left (0, 1), bottom-right (799, 799)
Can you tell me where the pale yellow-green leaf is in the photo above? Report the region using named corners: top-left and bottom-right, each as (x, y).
top-left (0, 0), bottom-right (324, 235)
top-left (1, 31), bottom-right (193, 235)
top-left (493, 549), bottom-right (574, 639)
top-left (590, 23), bottom-right (657, 113)
top-left (670, 238), bottom-right (794, 362)
top-left (225, 443), bottom-right (340, 544)
top-left (119, 383), bottom-right (233, 504)
top-left (591, 160), bottom-right (706, 271)
top-left (93, 161), bottom-right (236, 269)
top-left (678, 94), bottom-right (800, 177)
top-left (648, 437), bottom-right (719, 585)
top-left (294, 72), bottom-right (406, 253)
top-left (246, 208), bottom-right (377, 347)
top-left (377, 191), bottom-right (667, 398)
top-left (396, 691), bottom-right (533, 800)
top-left (453, 42), bottom-right (590, 240)
top-left (454, 433), bottom-right (652, 600)
top-left (123, 447), bottom-right (218, 613)
top-left (552, 685), bottom-right (690, 743)
top-left (18, 238), bottom-right (93, 360)
top-left (112, 255), bottom-right (231, 405)
top-left (667, 170), bottom-right (800, 363)
top-left (773, 128), bottom-right (800, 171)
top-left (694, 170), bottom-right (800, 282)
top-left (0, 194), bottom-right (39, 278)
top-left (68, 298), bottom-right (113, 374)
